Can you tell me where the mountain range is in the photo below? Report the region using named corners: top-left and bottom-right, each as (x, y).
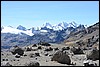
top-left (1, 21), bottom-right (80, 36)
top-left (1, 21), bottom-right (98, 50)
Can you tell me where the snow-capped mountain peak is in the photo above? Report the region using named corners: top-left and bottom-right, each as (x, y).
top-left (69, 21), bottom-right (78, 28)
top-left (43, 22), bottom-right (53, 29)
top-left (51, 21), bottom-right (79, 30)
top-left (1, 26), bottom-right (34, 36)
top-left (57, 22), bottom-right (69, 29)
top-left (17, 25), bottom-right (26, 31)
top-left (8, 25), bottom-right (14, 28)
top-left (1, 21), bottom-right (83, 36)
top-left (52, 25), bottom-right (63, 31)
top-left (62, 22), bottom-right (69, 28)
top-left (41, 21), bottom-right (79, 31)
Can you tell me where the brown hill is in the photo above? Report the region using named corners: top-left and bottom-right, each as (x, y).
top-left (63, 22), bottom-right (99, 48)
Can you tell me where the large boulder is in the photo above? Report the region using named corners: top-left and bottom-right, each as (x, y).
top-left (24, 61), bottom-right (40, 66)
top-left (87, 48), bottom-right (99, 60)
top-left (10, 46), bottom-right (24, 56)
top-left (51, 51), bottom-right (71, 64)
top-left (70, 47), bottom-right (84, 54)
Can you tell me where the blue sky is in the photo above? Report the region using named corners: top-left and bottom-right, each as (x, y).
top-left (1, 1), bottom-right (99, 29)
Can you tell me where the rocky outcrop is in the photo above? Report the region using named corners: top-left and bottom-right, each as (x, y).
top-left (51, 51), bottom-right (71, 64)
top-left (87, 48), bottom-right (99, 60)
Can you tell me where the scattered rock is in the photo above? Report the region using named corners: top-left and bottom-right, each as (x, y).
top-left (83, 60), bottom-right (97, 66)
top-left (10, 46), bottom-right (24, 56)
top-left (89, 63), bottom-right (95, 66)
top-left (35, 58), bottom-right (37, 60)
top-left (51, 51), bottom-right (71, 64)
top-left (62, 46), bottom-right (70, 51)
top-left (63, 51), bottom-right (70, 55)
top-left (29, 53), bottom-right (40, 58)
top-left (70, 47), bottom-right (84, 54)
top-left (82, 47), bottom-right (88, 50)
top-left (44, 47), bottom-right (53, 51)
top-left (38, 42), bottom-right (51, 46)
top-left (44, 53), bottom-right (48, 56)
top-left (49, 54), bottom-right (53, 56)
top-left (25, 47), bottom-right (32, 51)
top-left (13, 59), bottom-right (16, 61)
top-left (29, 53), bottom-right (35, 58)
top-left (54, 47), bottom-right (59, 51)
top-left (2, 53), bottom-right (4, 55)
top-left (24, 61), bottom-right (40, 66)
top-left (35, 53), bottom-right (40, 56)
top-left (71, 62), bottom-right (76, 65)
top-left (83, 60), bottom-right (89, 66)
top-left (38, 46), bottom-right (42, 49)
top-left (87, 48), bottom-right (99, 60)
top-left (46, 60), bottom-right (48, 62)
top-left (15, 54), bottom-right (20, 58)
top-left (2, 59), bottom-right (5, 61)
top-left (23, 54), bottom-right (27, 56)
top-left (32, 48), bottom-right (38, 51)
top-left (5, 59), bottom-right (8, 61)
top-left (32, 44), bottom-right (37, 47)
top-left (1, 61), bottom-right (12, 66)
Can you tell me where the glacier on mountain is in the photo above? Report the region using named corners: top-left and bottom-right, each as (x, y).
top-left (1, 26), bottom-right (34, 36)
top-left (1, 21), bottom-right (83, 36)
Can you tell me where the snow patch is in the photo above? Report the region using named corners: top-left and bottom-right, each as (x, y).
top-left (1, 26), bottom-right (34, 36)
top-left (40, 30), bottom-right (48, 32)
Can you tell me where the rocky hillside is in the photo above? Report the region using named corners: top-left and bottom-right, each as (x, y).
top-left (63, 22), bottom-right (99, 48)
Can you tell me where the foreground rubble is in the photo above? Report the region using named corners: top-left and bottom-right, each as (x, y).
top-left (1, 43), bottom-right (99, 66)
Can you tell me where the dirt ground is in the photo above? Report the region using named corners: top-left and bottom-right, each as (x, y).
top-left (1, 43), bottom-right (99, 66)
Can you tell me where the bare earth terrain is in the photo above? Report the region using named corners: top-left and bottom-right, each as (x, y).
top-left (1, 43), bottom-right (99, 66)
